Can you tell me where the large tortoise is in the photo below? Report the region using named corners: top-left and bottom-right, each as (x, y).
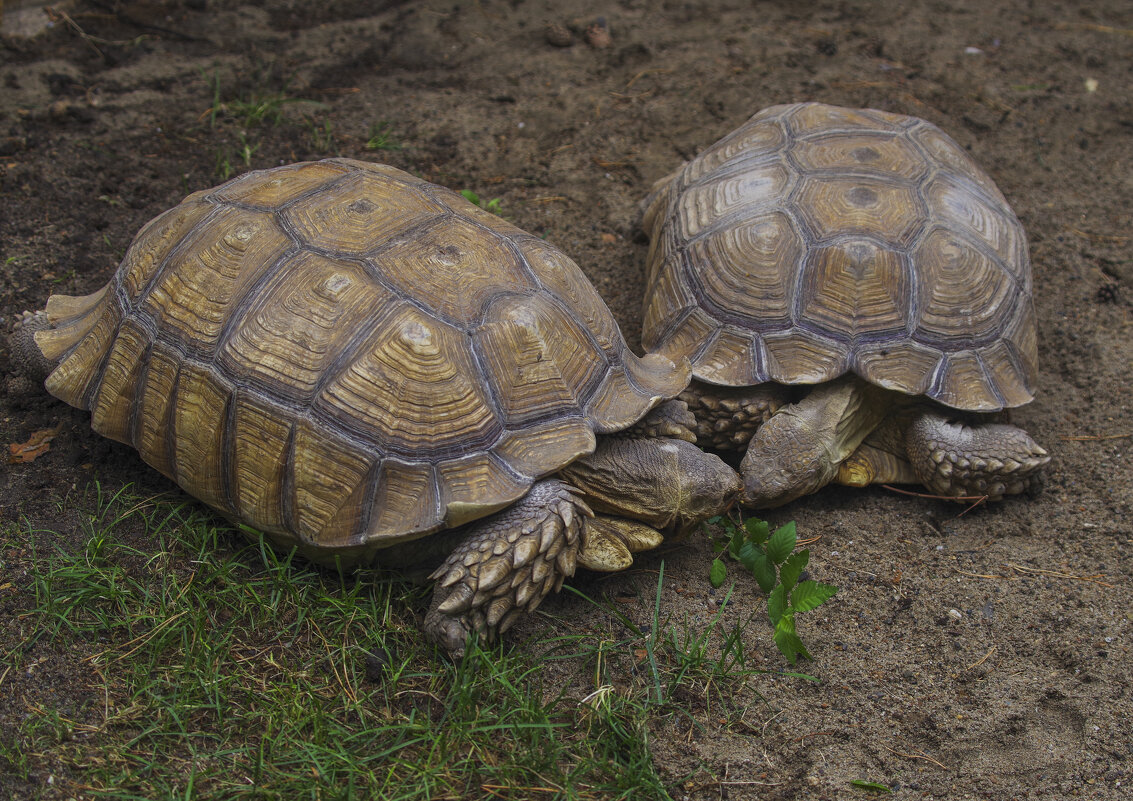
top-left (640, 103), bottom-right (1050, 508)
top-left (11, 158), bottom-right (740, 655)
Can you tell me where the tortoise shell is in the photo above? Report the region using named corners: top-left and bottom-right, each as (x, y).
top-left (36, 159), bottom-right (685, 561)
top-left (640, 102), bottom-right (1038, 412)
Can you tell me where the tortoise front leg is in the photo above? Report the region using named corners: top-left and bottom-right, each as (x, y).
top-left (904, 409), bottom-right (1050, 501)
top-left (424, 479), bottom-right (589, 658)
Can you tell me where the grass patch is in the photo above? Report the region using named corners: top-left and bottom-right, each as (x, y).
top-left (1, 487), bottom-right (803, 800)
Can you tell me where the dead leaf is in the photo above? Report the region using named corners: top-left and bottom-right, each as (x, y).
top-left (8, 424), bottom-right (62, 464)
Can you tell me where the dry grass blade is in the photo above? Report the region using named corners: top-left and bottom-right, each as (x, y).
top-left (1053, 21), bottom-right (1133, 37)
top-left (966, 645), bottom-right (998, 671)
top-left (1006, 563), bottom-right (1114, 587)
top-left (1060, 433), bottom-right (1131, 441)
top-left (955, 569), bottom-right (1017, 581)
top-left (882, 744), bottom-right (948, 769)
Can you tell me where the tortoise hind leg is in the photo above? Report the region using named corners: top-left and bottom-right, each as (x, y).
top-left (424, 479), bottom-right (590, 658)
top-left (7, 311), bottom-right (56, 393)
top-left (904, 408), bottom-right (1051, 501)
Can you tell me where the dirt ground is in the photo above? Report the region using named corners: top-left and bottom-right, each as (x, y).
top-left (1, 0), bottom-right (1130, 798)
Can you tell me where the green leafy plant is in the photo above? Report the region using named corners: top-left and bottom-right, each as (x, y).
top-left (708, 515), bottom-right (837, 664)
top-left (365, 121), bottom-right (402, 150)
top-left (459, 189), bottom-right (503, 215)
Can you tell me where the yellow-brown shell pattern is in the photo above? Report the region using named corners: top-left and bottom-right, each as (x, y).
top-left (38, 159), bottom-right (686, 560)
top-left (641, 102), bottom-right (1037, 412)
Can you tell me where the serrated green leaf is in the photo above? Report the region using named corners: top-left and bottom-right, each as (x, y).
top-left (729, 524), bottom-right (745, 559)
top-left (750, 549), bottom-right (777, 593)
top-left (790, 580), bottom-right (839, 613)
top-left (744, 517), bottom-right (770, 545)
top-left (709, 558), bottom-right (727, 588)
top-left (736, 540), bottom-right (757, 571)
top-left (778, 549), bottom-right (809, 593)
top-left (768, 584), bottom-right (788, 625)
top-left (773, 614), bottom-right (812, 664)
top-left (766, 521), bottom-right (797, 564)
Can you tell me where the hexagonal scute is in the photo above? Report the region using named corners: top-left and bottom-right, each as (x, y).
top-left (789, 131), bottom-right (929, 182)
top-left (677, 161), bottom-right (793, 238)
top-left (793, 175), bottom-right (925, 247)
top-left (315, 303), bottom-right (501, 458)
top-left (680, 113), bottom-right (788, 183)
top-left (910, 123), bottom-right (1008, 205)
top-left (924, 174), bottom-right (1027, 273)
top-left (282, 170), bottom-right (446, 257)
top-left (373, 216), bottom-right (536, 326)
top-left (473, 293), bottom-right (600, 427)
top-left (785, 103), bottom-right (904, 137)
top-left (796, 240), bottom-right (912, 342)
top-left (209, 161), bottom-right (352, 210)
top-left (140, 205), bottom-right (293, 355)
top-left (688, 210), bottom-right (801, 329)
top-left (642, 251), bottom-right (698, 347)
top-left (218, 252), bottom-right (398, 402)
top-left (118, 199), bottom-right (215, 303)
top-left (516, 235), bottom-right (622, 357)
top-left (913, 227), bottom-right (1018, 346)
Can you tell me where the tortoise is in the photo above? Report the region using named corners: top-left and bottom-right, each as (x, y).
top-left (9, 158), bottom-right (741, 655)
top-left (639, 103), bottom-right (1050, 508)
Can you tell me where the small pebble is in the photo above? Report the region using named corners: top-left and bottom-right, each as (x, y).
top-left (544, 22), bottom-right (573, 48)
top-left (585, 18), bottom-right (612, 48)
top-left (948, 608), bottom-right (963, 621)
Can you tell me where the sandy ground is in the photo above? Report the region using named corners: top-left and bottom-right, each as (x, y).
top-left (1, 1), bottom-right (1130, 798)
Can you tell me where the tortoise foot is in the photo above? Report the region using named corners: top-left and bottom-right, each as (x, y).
top-left (906, 409), bottom-right (1051, 501)
top-left (424, 479), bottom-right (588, 658)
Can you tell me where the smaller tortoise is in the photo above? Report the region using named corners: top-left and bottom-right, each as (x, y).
top-left (640, 103), bottom-right (1050, 508)
top-left (11, 158), bottom-right (740, 655)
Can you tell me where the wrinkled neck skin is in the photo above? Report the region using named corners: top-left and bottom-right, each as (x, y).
top-left (558, 435), bottom-right (741, 536)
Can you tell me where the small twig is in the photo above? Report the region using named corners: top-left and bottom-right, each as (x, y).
top-left (1060, 433), bottom-right (1131, 441)
top-left (1007, 563), bottom-right (1114, 588)
top-left (955, 569), bottom-right (1017, 581)
top-left (1053, 21), bottom-right (1133, 37)
top-left (881, 485), bottom-right (989, 516)
top-left (625, 68), bottom-right (672, 89)
top-left (882, 744), bottom-right (947, 770)
top-left (825, 562), bottom-right (879, 579)
top-left (881, 485), bottom-right (987, 503)
top-left (966, 645), bottom-right (998, 671)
